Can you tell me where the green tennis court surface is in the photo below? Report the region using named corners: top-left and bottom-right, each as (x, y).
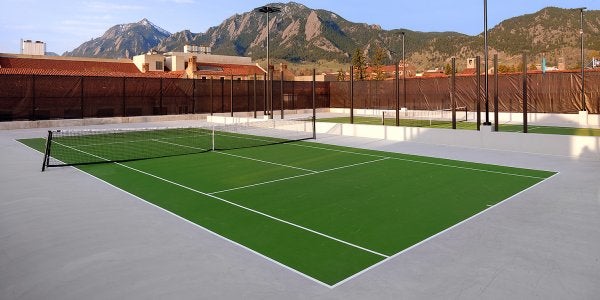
top-left (19, 130), bottom-right (555, 286)
top-left (319, 116), bottom-right (600, 136)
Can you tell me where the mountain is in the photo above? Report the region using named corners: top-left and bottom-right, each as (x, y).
top-left (155, 2), bottom-right (471, 66)
top-left (63, 19), bottom-right (171, 59)
top-left (64, 3), bottom-right (600, 70)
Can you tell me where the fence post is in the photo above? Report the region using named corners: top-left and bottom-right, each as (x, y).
top-left (80, 76), bottom-right (84, 118)
top-left (476, 56), bottom-right (481, 131)
top-left (192, 78), bottom-right (196, 114)
top-left (159, 78), bottom-right (163, 115)
top-left (230, 75), bottom-right (234, 117)
top-left (396, 62), bottom-right (399, 126)
top-left (122, 77), bottom-right (127, 117)
top-left (31, 74), bottom-right (36, 121)
top-left (493, 54), bottom-right (499, 132)
top-left (451, 57), bottom-right (457, 129)
top-left (350, 66), bottom-right (354, 124)
top-left (281, 67), bottom-right (284, 119)
top-left (210, 76), bottom-right (213, 116)
top-left (253, 74), bottom-right (257, 118)
top-left (523, 53), bottom-right (528, 133)
top-left (312, 69), bottom-right (316, 139)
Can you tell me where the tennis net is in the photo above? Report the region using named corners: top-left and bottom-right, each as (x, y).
top-left (41, 117), bottom-right (315, 171)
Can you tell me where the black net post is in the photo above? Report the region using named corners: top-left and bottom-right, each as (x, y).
top-left (523, 52), bottom-right (528, 133)
top-left (476, 56), bottom-right (481, 131)
top-left (350, 66), bottom-right (354, 124)
top-left (493, 54), bottom-right (499, 132)
top-left (41, 130), bottom-right (53, 172)
top-left (451, 57), bottom-right (457, 129)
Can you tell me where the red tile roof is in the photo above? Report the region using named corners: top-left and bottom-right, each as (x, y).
top-left (0, 54), bottom-right (181, 78)
top-left (192, 62), bottom-right (264, 77)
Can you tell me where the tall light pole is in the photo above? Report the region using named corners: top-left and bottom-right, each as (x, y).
top-left (577, 7), bottom-right (587, 111)
top-left (256, 5), bottom-right (281, 119)
top-left (483, 0), bottom-right (491, 125)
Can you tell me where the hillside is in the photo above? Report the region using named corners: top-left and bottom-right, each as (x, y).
top-left (64, 3), bottom-right (600, 71)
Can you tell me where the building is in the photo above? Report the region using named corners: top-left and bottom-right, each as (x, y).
top-left (21, 40), bottom-right (46, 56)
top-left (132, 45), bottom-right (265, 80)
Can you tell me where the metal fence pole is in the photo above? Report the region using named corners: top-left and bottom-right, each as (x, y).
top-left (476, 56), bottom-right (481, 131)
top-left (281, 68), bottom-right (284, 119)
top-left (80, 76), bottom-right (84, 118)
top-left (350, 66), bottom-right (354, 124)
top-left (493, 54), bottom-right (499, 132)
top-left (230, 75), bottom-right (234, 117)
top-left (523, 52), bottom-right (528, 133)
top-left (451, 57), bottom-right (457, 129)
top-left (312, 69), bottom-right (316, 139)
top-left (210, 76), bottom-right (214, 116)
top-left (253, 74), bottom-right (257, 118)
top-left (31, 74), bottom-right (36, 121)
top-left (395, 63), bottom-right (399, 126)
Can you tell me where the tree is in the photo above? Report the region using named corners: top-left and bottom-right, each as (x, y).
top-left (371, 46), bottom-right (387, 80)
top-left (351, 48), bottom-right (367, 81)
top-left (444, 63), bottom-right (452, 75)
top-left (336, 68), bottom-right (346, 81)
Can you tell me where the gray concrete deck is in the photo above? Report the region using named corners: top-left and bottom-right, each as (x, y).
top-left (1, 120), bottom-right (599, 299)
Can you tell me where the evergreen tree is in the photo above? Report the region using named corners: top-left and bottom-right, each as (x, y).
top-left (444, 63), bottom-right (452, 75)
top-left (351, 48), bottom-right (367, 81)
top-left (337, 68), bottom-right (346, 81)
top-left (371, 46), bottom-right (387, 80)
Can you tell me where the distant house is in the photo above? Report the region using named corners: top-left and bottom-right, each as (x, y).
top-left (132, 45), bottom-right (265, 80)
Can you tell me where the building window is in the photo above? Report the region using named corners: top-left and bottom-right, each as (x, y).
top-left (156, 61), bottom-right (163, 71)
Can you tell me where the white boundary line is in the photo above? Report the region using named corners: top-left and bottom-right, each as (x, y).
top-left (329, 171), bottom-right (560, 288)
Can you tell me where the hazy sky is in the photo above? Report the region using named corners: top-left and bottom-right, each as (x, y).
top-left (0, 0), bottom-right (597, 54)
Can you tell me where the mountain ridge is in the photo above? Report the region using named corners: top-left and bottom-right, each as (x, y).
top-left (63, 3), bottom-right (600, 71)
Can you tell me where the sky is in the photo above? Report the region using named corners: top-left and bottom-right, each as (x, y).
top-left (0, 0), bottom-right (597, 54)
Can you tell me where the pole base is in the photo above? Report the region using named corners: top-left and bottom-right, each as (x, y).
top-left (482, 122), bottom-right (492, 126)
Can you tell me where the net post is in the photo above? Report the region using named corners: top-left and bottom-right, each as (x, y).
top-left (493, 54), bottom-right (499, 132)
top-left (212, 124), bottom-right (215, 151)
top-left (41, 130), bottom-right (53, 172)
top-left (312, 69), bottom-right (316, 139)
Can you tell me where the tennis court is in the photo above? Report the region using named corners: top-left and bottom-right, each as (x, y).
top-left (319, 116), bottom-right (600, 136)
top-left (18, 120), bottom-right (555, 287)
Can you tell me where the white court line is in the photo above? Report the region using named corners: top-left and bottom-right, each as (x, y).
top-left (287, 142), bottom-right (549, 180)
top-left (154, 139), bottom-right (318, 174)
top-left (53, 141), bottom-right (390, 261)
top-left (65, 133), bottom-right (212, 148)
top-left (210, 157), bottom-right (390, 195)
